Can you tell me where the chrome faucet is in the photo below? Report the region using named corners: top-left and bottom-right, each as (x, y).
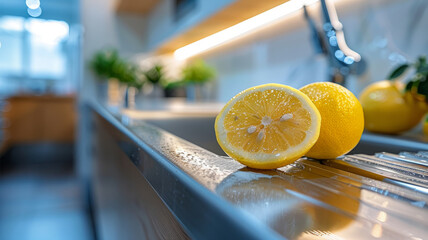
top-left (304, 0), bottom-right (366, 85)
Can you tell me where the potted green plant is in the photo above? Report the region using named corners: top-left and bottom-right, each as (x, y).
top-left (89, 48), bottom-right (144, 108)
top-left (114, 61), bottom-right (145, 108)
top-left (163, 80), bottom-right (187, 98)
top-left (181, 60), bottom-right (216, 101)
top-left (89, 49), bottom-right (121, 104)
top-left (143, 64), bottom-right (166, 98)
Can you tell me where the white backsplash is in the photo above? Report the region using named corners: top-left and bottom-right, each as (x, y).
top-left (198, 0), bottom-right (428, 102)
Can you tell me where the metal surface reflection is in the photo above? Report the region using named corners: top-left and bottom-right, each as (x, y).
top-left (215, 164), bottom-right (428, 239)
top-left (216, 170), bottom-right (311, 239)
top-left (216, 167), bottom-right (363, 239)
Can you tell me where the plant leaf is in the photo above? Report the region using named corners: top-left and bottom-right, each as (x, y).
top-left (417, 76), bottom-right (428, 98)
top-left (387, 64), bottom-right (409, 80)
top-left (182, 60), bottom-right (216, 84)
top-left (416, 56), bottom-right (427, 69)
top-left (416, 66), bottom-right (428, 76)
top-left (405, 81), bottom-right (414, 92)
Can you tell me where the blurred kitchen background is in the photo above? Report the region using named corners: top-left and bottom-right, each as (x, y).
top-left (0, 0), bottom-right (427, 239)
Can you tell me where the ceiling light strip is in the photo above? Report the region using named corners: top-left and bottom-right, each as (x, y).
top-left (174, 0), bottom-right (319, 60)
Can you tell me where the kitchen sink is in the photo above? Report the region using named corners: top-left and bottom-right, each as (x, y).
top-left (138, 113), bottom-right (428, 194)
top-left (140, 114), bottom-right (428, 156)
top-left (111, 107), bottom-right (428, 239)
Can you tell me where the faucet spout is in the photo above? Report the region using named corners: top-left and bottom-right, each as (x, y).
top-left (305, 0), bottom-right (366, 85)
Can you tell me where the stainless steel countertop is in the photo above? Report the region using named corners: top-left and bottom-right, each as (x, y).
top-left (92, 101), bottom-right (428, 240)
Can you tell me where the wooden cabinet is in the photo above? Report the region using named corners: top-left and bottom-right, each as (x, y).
top-left (1, 95), bottom-right (76, 152)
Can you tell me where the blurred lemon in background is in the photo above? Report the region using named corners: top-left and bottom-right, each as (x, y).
top-left (423, 115), bottom-right (428, 136)
top-left (300, 82), bottom-right (364, 159)
top-left (359, 80), bottom-right (426, 134)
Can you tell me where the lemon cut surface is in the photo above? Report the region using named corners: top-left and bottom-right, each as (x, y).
top-left (215, 84), bottom-right (321, 169)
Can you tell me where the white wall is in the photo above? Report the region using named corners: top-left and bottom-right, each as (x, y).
top-left (80, 0), bottom-right (428, 103)
top-left (193, 0), bottom-right (428, 102)
top-left (80, 0), bottom-right (147, 101)
top-left (80, 0), bottom-right (240, 94)
top-left (146, 0), bottom-right (235, 51)
top-left (81, 0), bottom-right (146, 57)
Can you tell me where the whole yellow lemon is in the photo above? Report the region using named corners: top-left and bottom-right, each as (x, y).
top-left (359, 80), bottom-right (425, 134)
top-left (300, 82), bottom-right (364, 159)
top-left (423, 115), bottom-right (428, 136)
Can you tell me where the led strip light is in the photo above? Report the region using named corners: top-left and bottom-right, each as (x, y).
top-left (174, 0), bottom-right (319, 60)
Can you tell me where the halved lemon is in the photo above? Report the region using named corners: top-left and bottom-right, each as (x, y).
top-left (215, 84), bottom-right (321, 169)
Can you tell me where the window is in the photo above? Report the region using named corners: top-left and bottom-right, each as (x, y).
top-left (26, 18), bottom-right (69, 79)
top-left (0, 16), bottom-right (24, 75)
top-left (0, 16), bottom-right (71, 94)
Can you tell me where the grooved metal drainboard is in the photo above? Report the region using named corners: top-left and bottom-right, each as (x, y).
top-left (388, 151), bottom-right (428, 167)
top-left (302, 152), bottom-right (428, 239)
top-left (305, 159), bottom-right (428, 206)
top-left (352, 155), bottom-right (428, 180)
top-left (409, 151), bottom-right (428, 159)
top-left (365, 154), bottom-right (428, 175)
top-left (375, 152), bottom-right (428, 168)
top-left (338, 153), bottom-right (428, 192)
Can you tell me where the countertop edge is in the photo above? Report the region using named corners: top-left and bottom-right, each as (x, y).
top-left (89, 102), bottom-right (284, 240)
